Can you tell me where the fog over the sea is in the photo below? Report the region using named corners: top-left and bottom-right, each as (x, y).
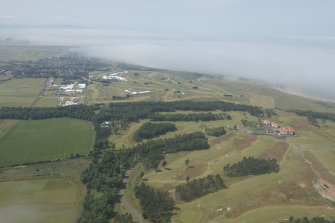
top-left (1, 0), bottom-right (335, 100)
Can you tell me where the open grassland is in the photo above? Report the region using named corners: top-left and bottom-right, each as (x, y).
top-left (213, 205), bottom-right (335, 223)
top-left (86, 70), bottom-right (335, 112)
top-left (0, 119), bottom-right (17, 139)
top-left (0, 46), bottom-right (67, 62)
top-left (128, 111), bottom-right (335, 223)
top-left (170, 152), bottom-right (331, 223)
top-left (33, 96), bottom-right (59, 107)
top-left (0, 78), bottom-right (45, 107)
top-left (0, 159), bottom-right (90, 183)
top-left (0, 178), bottom-right (84, 223)
top-left (0, 118), bottom-right (94, 166)
top-left (109, 111), bottom-right (257, 150)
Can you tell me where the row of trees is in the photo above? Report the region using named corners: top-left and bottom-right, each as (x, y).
top-left (135, 183), bottom-right (175, 223)
top-left (281, 217), bottom-right (335, 223)
top-left (0, 105), bottom-right (96, 121)
top-left (205, 126), bottom-right (226, 137)
top-left (175, 174), bottom-right (226, 201)
top-left (149, 112), bottom-right (231, 122)
top-left (129, 132), bottom-right (210, 169)
top-left (100, 101), bottom-right (263, 124)
top-left (133, 122), bottom-right (177, 141)
top-left (294, 110), bottom-right (335, 125)
top-left (223, 156), bottom-right (280, 177)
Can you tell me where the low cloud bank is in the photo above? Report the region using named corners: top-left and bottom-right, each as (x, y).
top-left (1, 27), bottom-right (335, 100)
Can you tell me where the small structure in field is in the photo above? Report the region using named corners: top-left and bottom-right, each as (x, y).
top-left (100, 121), bottom-right (111, 128)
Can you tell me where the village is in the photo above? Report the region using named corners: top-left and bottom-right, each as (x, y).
top-left (262, 119), bottom-right (295, 136)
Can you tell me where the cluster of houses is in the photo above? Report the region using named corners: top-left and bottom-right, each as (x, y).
top-left (58, 82), bottom-right (86, 93)
top-left (102, 71), bottom-right (128, 82)
top-left (55, 82), bottom-right (87, 106)
top-left (58, 96), bottom-right (82, 106)
top-left (262, 119), bottom-right (295, 136)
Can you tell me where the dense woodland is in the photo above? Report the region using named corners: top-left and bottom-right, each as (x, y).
top-left (175, 174), bottom-right (226, 201)
top-left (150, 112), bottom-right (231, 122)
top-left (223, 156), bottom-right (280, 177)
top-left (0, 105), bottom-right (96, 120)
top-left (135, 183), bottom-right (175, 223)
top-left (294, 110), bottom-right (335, 124)
top-left (94, 101), bottom-right (262, 126)
top-left (133, 122), bottom-right (177, 141)
top-left (205, 126), bottom-right (226, 137)
top-left (114, 213), bottom-right (135, 223)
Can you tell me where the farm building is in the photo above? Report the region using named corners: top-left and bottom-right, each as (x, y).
top-left (262, 120), bottom-right (279, 128)
top-left (277, 127), bottom-right (295, 135)
top-left (78, 83), bottom-right (86, 89)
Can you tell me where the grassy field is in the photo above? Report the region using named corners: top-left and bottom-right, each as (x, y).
top-left (85, 70), bottom-right (335, 113)
top-left (0, 118), bottom-right (94, 166)
top-left (115, 110), bottom-right (335, 223)
top-left (0, 78), bottom-right (45, 107)
top-left (33, 96), bottom-right (59, 107)
top-left (0, 46), bottom-right (67, 62)
top-left (0, 178), bottom-right (84, 223)
top-left (0, 120), bottom-right (17, 139)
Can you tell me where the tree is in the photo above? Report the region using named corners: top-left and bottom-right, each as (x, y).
top-left (176, 174), bottom-right (226, 201)
top-left (185, 159), bottom-right (190, 167)
top-left (161, 160), bottom-right (167, 169)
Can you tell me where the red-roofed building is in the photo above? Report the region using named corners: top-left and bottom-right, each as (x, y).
top-left (278, 127), bottom-right (295, 135)
top-left (262, 120), bottom-right (279, 128)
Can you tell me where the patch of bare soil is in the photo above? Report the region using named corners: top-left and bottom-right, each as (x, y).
top-left (260, 142), bottom-right (289, 162)
top-left (233, 135), bottom-right (257, 152)
top-left (304, 151), bottom-right (335, 185)
top-left (209, 132), bottom-right (235, 146)
top-left (313, 178), bottom-right (335, 202)
top-left (175, 163), bottom-right (208, 181)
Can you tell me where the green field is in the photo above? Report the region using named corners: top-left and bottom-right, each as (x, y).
top-left (0, 178), bottom-right (84, 223)
top-left (0, 118), bottom-right (94, 166)
top-left (0, 46), bottom-right (67, 62)
top-left (0, 78), bottom-right (45, 107)
top-left (85, 70), bottom-right (335, 113)
top-left (116, 110), bottom-right (335, 223)
top-left (1, 49), bottom-right (335, 223)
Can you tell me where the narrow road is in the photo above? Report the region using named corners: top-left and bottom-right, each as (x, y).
top-left (120, 189), bottom-right (144, 223)
top-left (120, 170), bottom-right (145, 223)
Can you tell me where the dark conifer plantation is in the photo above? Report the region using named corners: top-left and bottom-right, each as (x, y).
top-left (223, 156), bottom-right (279, 177)
top-left (134, 122), bottom-right (177, 141)
top-left (175, 174), bottom-right (226, 201)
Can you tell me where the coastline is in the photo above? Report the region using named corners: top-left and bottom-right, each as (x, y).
top-left (273, 86), bottom-right (335, 104)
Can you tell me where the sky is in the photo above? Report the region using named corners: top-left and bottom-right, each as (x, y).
top-left (1, 0), bottom-right (335, 99)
